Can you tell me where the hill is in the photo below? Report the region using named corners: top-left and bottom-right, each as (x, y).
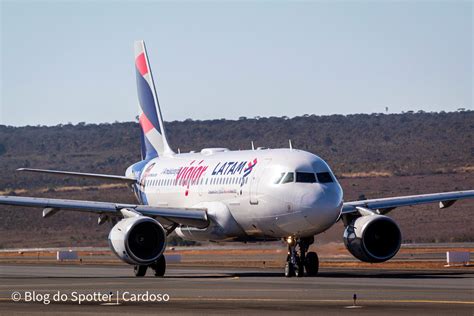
top-left (0, 111), bottom-right (473, 247)
top-left (0, 111), bottom-right (472, 191)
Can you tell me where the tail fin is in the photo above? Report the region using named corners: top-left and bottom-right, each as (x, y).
top-left (134, 40), bottom-right (174, 159)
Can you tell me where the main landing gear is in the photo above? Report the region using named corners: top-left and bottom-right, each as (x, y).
top-left (133, 255), bottom-right (166, 277)
top-left (284, 236), bottom-right (319, 277)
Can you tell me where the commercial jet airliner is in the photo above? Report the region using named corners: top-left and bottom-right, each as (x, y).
top-left (1, 41), bottom-right (473, 277)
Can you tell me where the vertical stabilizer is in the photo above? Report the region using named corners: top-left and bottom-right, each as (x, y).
top-left (134, 40), bottom-right (174, 158)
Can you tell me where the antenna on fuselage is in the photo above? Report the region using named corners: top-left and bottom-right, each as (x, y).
top-left (178, 148), bottom-right (181, 154)
top-left (251, 141), bottom-right (255, 150)
top-left (289, 139), bottom-right (293, 150)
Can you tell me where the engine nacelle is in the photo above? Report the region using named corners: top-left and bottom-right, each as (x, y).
top-left (343, 215), bottom-right (401, 263)
top-left (108, 216), bottom-right (166, 265)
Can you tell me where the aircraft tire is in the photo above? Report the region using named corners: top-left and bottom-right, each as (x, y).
top-left (151, 255), bottom-right (166, 277)
top-left (134, 265), bottom-right (147, 277)
top-left (295, 260), bottom-right (305, 278)
top-left (284, 262), bottom-right (295, 278)
top-left (305, 252), bottom-right (319, 276)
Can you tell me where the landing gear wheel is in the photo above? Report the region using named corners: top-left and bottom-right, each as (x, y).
top-left (284, 236), bottom-right (317, 278)
top-left (151, 255), bottom-right (166, 277)
top-left (284, 262), bottom-right (295, 278)
top-left (295, 260), bottom-right (305, 278)
top-left (305, 251), bottom-right (319, 276)
top-left (134, 265), bottom-right (147, 277)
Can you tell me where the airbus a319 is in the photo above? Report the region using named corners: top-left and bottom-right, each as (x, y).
top-left (1, 41), bottom-right (473, 277)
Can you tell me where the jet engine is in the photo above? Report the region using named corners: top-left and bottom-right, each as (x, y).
top-left (108, 215), bottom-right (166, 265)
top-left (343, 215), bottom-right (401, 263)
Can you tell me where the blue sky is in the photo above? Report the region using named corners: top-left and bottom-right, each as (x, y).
top-left (1, 0), bottom-right (472, 126)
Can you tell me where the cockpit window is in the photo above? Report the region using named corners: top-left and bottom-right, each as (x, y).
top-left (273, 172), bottom-right (286, 184)
top-left (281, 172), bottom-right (294, 184)
top-left (296, 172), bottom-right (316, 183)
top-left (316, 172), bottom-right (333, 183)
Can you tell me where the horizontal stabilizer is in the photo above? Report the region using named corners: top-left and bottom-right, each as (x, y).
top-left (17, 168), bottom-right (136, 184)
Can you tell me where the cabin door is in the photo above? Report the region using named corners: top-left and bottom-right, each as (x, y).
top-left (249, 158), bottom-right (271, 205)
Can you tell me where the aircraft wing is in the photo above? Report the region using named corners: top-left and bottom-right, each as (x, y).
top-left (341, 190), bottom-right (474, 215)
top-left (0, 195), bottom-right (208, 228)
top-left (17, 168), bottom-right (137, 184)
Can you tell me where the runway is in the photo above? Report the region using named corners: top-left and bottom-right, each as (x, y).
top-left (0, 264), bottom-right (473, 315)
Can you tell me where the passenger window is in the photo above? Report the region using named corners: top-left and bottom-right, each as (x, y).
top-left (296, 172), bottom-right (316, 183)
top-left (316, 172), bottom-right (333, 183)
top-left (281, 172), bottom-right (294, 184)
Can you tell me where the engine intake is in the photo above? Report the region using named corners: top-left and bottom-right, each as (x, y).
top-left (108, 215), bottom-right (166, 265)
top-left (343, 215), bottom-right (401, 263)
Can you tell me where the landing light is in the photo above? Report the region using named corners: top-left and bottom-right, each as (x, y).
top-left (286, 236), bottom-right (295, 246)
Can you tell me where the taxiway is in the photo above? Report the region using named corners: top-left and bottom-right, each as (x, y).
top-left (0, 264), bottom-right (472, 315)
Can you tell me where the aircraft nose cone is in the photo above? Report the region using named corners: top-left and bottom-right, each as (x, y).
top-left (301, 186), bottom-right (343, 232)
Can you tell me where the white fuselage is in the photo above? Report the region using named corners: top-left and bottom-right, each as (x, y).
top-left (127, 148), bottom-right (343, 241)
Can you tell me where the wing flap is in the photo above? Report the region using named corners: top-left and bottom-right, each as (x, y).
top-left (0, 195), bottom-right (208, 228)
top-left (342, 190), bottom-right (474, 215)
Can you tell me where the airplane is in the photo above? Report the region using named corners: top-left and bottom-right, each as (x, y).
top-left (1, 41), bottom-right (473, 278)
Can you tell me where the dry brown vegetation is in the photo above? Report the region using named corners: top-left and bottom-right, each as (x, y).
top-left (0, 111), bottom-right (472, 248)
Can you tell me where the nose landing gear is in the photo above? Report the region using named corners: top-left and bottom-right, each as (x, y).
top-left (284, 236), bottom-right (319, 277)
